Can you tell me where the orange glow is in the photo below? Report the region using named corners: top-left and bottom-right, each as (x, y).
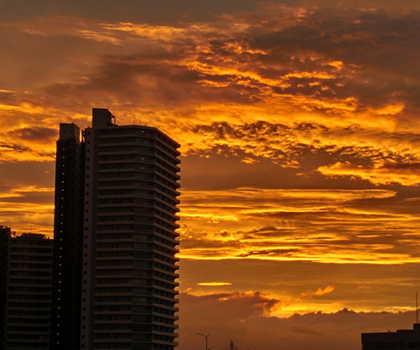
top-left (302, 285), bottom-right (335, 297)
top-left (371, 103), bottom-right (405, 116)
top-left (178, 187), bottom-right (420, 263)
top-left (318, 160), bottom-right (420, 186)
top-left (197, 282), bottom-right (233, 286)
top-left (284, 71), bottom-right (336, 79)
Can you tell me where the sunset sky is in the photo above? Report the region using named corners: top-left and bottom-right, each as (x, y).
top-left (2, 0), bottom-right (420, 349)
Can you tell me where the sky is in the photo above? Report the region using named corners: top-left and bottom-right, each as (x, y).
top-left (2, 0), bottom-right (420, 349)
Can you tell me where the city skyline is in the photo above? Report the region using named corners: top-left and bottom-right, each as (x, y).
top-left (2, 0), bottom-right (420, 349)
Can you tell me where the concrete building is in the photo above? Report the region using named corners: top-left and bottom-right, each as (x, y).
top-left (53, 108), bottom-right (180, 350)
top-left (5, 233), bottom-right (52, 350)
top-left (362, 323), bottom-right (420, 350)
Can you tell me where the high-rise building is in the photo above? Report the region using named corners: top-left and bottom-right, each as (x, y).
top-left (5, 233), bottom-right (52, 350)
top-left (52, 108), bottom-right (180, 350)
top-left (50, 123), bottom-right (84, 349)
top-left (0, 225), bottom-right (12, 348)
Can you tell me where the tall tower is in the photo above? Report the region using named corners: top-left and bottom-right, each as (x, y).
top-left (78, 109), bottom-right (180, 350)
top-left (50, 123), bottom-right (84, 349)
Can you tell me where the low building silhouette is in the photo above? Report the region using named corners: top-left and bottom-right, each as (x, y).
top-left (0, 225), bottom-right (12, 348)
top-left (362, 323), bottom-right (420, 350)
top-left (5, 233), bottom-right (52, 349)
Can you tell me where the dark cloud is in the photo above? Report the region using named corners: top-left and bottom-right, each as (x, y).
top-left (3, 0), bottom-right (420, 112)
top-left (245, 8), bottom-right (420, 105)
top-left (0, 143), bottom-right (30, 153)
top-left (0, 161), bottom-right (55, 188)
top-left (178, 289), bottom-right (418, 350)
top-left (0, 191), bottom-right (54, 205)
top-left (2, 3), bottom-right (419, 126)
top-left (380, 161), bottom-right (420, 170)
top-left (238, 248), bottom-right (300, 257)
top-left (10, 127), bottom-right (56, 141)
top-left (0, 0), bottom-right (259, 23)
top-left (41, 52), bottom-right (263, 110)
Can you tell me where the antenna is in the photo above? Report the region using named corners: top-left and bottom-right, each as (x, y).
top-left (416, 292), bottom-right (419, 324)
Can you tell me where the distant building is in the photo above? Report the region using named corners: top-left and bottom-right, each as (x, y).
top-left (5, 233), bottom-right (52, 350)
top-left (362, 323), bottom-right (420, 350)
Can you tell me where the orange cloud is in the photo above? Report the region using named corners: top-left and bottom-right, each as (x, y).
top-left (197, 282), bottom-right (233, 286)
top-left (302, 285), bottom-right (335, 297)
top-left (178, 187), bottom-right (420, 263)
top-left (318, 160), bottom-right (420, 186)
top-left (370, 103), bottom-right (405, 116)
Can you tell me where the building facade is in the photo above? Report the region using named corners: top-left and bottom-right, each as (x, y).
top-left (52, 109), bottom-right (180, 350)
top-left (5, 233), bottom-right (52, 350)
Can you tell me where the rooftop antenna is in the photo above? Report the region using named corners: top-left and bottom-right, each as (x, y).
top-left (416, 292), bottom-right (419, 324)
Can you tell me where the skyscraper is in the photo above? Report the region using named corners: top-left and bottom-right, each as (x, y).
top-left (52, 109), bottom-right (180, 350)
top-left (51, 123), bottom-right (84, 349)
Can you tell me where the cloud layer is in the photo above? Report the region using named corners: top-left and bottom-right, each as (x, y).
top-left (179, 289), bottom-right (418, 350)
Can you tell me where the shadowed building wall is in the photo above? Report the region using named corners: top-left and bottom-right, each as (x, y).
top-left (50, 123), bottom-right (84, 349)
top-left (0, 225), bottom-right (12, 349)
top-left (5, 233), bottom-right (52, 349)
top-left (362, 324), bottom-right (420, 350)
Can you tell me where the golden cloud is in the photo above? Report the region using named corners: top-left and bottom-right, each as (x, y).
top-left (318, 160), bottom-right (420, 186)
top-left (178, 187), bottom-right (420, 263)
top-left (302, 285), bottom-right (335, 297)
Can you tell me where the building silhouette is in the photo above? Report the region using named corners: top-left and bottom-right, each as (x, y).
top-left (5, 233), bottom-right (52, 349)
top-left (0, 225), bottom-right (12, 348)
top-left (362, 323), bottom-right (420, 350)
top-left (50, 123), bottom-right (84, 349)
top-left (52, 108), bottom-right (180, 350)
